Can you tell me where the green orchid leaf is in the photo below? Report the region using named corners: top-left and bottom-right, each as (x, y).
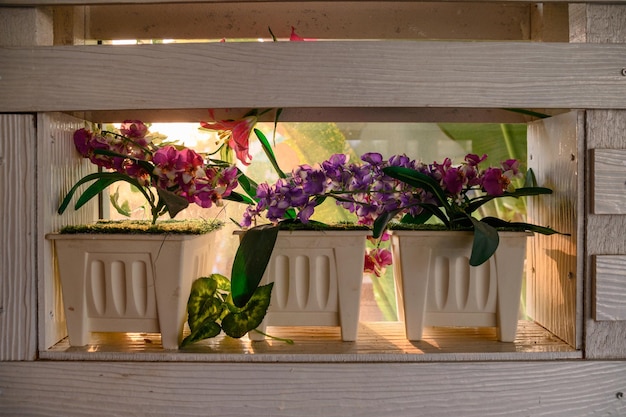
top-left (400, 209), bottom-right (434, 225)
top-left (222, 283), bottom-right (273, 338)
top-left (268, 26), bottom-right (278, 42)
top-left (236, 170), bottom-right (259, 202)
top-left (525, 168), bottom-right (538, 188)
top-left (466, 186), bottom-right (553, 214)
top-left (74, 176), bottom-right (121, 210)
top-left (504, 108), bottom-right (551, 119)
top-left (273, 108), bottom-right (283, 143)
top-left (373, 209), bottom-right (402, 239)
top-left (69, 173), bottom-right (150, 212)
top-left (313, 195), bottom-right (327, 206)
top-left (58, 171), bottom-right (160, 217)
top-left (480, 217), bottom-right (566, 236)
top-left (383, 166), bottom-right (452, 212)
top-left (469, 217), bottom-right (500, 266)
top-left (284, 207), bottom-right (297, 220)
top-left (109, 187), bottom-right (132, 217)
top-left (223, 190), bottom-right (256, 205)
top-left (180, 320), bottom-right (222, 348)
top-left (186, 275), bottom-right (226, 332)
top-left (254, 128), bottom-right (286, 179)
top-left (231, 224), bottom-right (279, 307)
top-left (156, 187), bottom-right (189, 218)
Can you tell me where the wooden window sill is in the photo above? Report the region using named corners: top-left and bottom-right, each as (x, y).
top-left (41, 321), bottom-right (580, 362)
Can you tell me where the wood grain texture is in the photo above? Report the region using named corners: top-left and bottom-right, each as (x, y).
top-left (594, 256), bottom-right (626, 321)
top-left (526, 111), bottom-right (582, 349)
top-left (585, 110), bottom-right (626, 359)
top-left (41, 321), bottom-right (580, 362)
top-left (1, 360), bottom-right (625, 417)
top-left (591, 149), bottom-right (626, 214)
top-left (569, 3), bottom-right (626, 359)
top-left (2, 42), bottom-right (626, 112)
top-left (3, 0), bottom-right (626, 5)
top-left (37, 113), bottom-right (98, 351)
top-left (78, 107), bottom-right (540, 124)
top-left (0, 7), bottom-right (52, 46)
top-left (85, 2), bottom-right (531, 41)
top-left (0, 115), bottom-right (37, 361)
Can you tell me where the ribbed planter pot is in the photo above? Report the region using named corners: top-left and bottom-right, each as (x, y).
top-left (47, 232), bottom-right (216, 349)
top-left (239, 230), bottom-right (369, 341)
top-left (390, 230), bottom-right (531, 342)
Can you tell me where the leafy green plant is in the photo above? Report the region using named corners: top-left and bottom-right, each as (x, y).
top-left (58, 122), bottom-right (242, 225)
top-left (378, 161), bottom-right (564, 266)
top-left (181, 274), bottom-right (274, 347)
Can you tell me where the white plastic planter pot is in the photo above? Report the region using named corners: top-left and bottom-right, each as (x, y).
top-left (47, 232), bottom-right (215, 349)
top-left (241, 230), bottom-right (369, 341)
top-left (390, 230), bottom-right (531, 342)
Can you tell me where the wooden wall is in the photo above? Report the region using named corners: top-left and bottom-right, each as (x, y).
top-left (1, 1), bottom-right (626, 415)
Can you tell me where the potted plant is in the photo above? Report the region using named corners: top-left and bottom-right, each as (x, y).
top-left (230, 134), bottom-right (563, 343)
top-left (48, 121), bottom-right (251, 349)
top-left (375, 153), bottom-right (564, 342)
top-left (229, 135), bottom-right (378, 341)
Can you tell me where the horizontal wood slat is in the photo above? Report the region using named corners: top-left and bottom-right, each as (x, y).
top-left (2, 42), bottom-right (626, 114)
top-left (2, 0), bottom-right (626, 5)
top-left (1, 360), bottom-right (625, 417)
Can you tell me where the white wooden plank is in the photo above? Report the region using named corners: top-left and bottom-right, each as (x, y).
top-left (1, 361), bottom-right (625, 417)
top-left (592, 149), bottom-right (626, 214)
top-left (37, 113), bottom-right (98, 351)
top-left (2, 42), bottom-right (626, 112)
top-left (85, 2), bottom-right (531, 41)
top-left (526, 111), bottom-right (582, 349)
top-left (0, 114), bottom-right (37, 361)
top-left (594, 256), bottom-right (626, 321)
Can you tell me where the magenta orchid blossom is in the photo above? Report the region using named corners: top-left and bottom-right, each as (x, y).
top-left (59, 121), bottom-right (240, 224)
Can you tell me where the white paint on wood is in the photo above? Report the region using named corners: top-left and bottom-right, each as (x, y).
top-left (526, 111), bottom-right (582, 349)
top-left (585, 109), bottom-right (626, 358)
top-left (1, 361), bottom-right (625, 417)
top-left (0, 114), bottom-right (37, 361)
top-left (37, 113), bottom-right (97, 351)
top-left (2, 42), bottom-right (626, 112)
top-left (594, 255), bottom-right (626, 321)
top-left (592, 149), bottom-right (626, 214)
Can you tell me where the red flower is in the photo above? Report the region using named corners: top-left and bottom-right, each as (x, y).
top-left (200, 110), bottom-right (257, 165)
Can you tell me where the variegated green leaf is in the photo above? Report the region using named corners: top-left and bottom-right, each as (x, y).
top-left (186, 276), bottom-right (225, 332)
top-left (222, 283), bottom-right (273, 338)
top-left (180, 321), bottom-right (222, 348)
